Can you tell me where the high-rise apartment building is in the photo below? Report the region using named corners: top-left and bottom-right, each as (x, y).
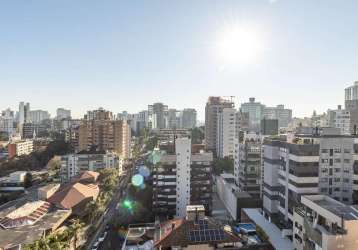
top-left (167, 109), bottom-right (180, 129)
top-left (18, 102), bottom-right (30, 125)
top-left (0, 109), bottom-right (15, 136)
top-left (216, 108), bottom-right (236, 158)
top-left (311, 111), bottom-right (329, 128)
top-left (236, 110), bottom-right (250, 133)
top-left (345, 81), bottom-right (358, 111)
top-left (241, 98), bottom-right (264, 132)
top-left (205, 97), bottom-right (234, 155)
top-left (327, 106), bottom-right (351, 135)
top-left (262, 127), bottom-right (358, 233)
top-left (318, 135), bottom-right (358, 204)
top-left (180, 109), bottom-right (197, 129)
top-left (29, 110), bottom-right (50, 124)
top-left (262, 129), bottom-right (320, 227)
top-left (234, 133), bottom-right (262, 199)
top-left (56, 108), bottom-right (71, 120)
top-left (148, 103), bottom-right (168, 130)
top-left (77, 108), bottom-right (131, 158)
top-left (261, 119), bottom-right (279, 136)
top-left (263, 105), bottom-right (292, 128)
top-left (152, 137), bottom-right (213, 218)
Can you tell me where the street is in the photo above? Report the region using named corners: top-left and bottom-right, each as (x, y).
top-left (86, 171), bottom-right (131, 250)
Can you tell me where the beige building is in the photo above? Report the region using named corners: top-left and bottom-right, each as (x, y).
top-left (293, 195), bottom-right (358, 250)
top-left (8, 140), bottom-right (34, 158)
top-left (205, 96), bottom-right (234, 155)
top-left (77, 108), bottom-right (131, 158)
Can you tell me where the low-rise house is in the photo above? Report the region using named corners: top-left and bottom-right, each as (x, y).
top-left (154, 205), bottom-right (242, 249)
top-left (48, 182), bottom-right (99, 216)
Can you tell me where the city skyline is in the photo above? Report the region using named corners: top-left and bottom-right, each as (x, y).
top-left (1, 0), bottom-right (357, 119)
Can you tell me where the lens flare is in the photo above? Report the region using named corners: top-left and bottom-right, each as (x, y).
top-left (131, 174), bottom-right (144, 187)
top-left (139, 166), bottom-right (151, 178)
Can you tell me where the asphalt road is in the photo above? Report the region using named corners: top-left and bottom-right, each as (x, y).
top-left (86, 173), bottom-right (131, 250)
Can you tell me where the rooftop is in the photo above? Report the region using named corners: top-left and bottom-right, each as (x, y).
top-left (302, 195), bottom-right (358, 221)
top-left (0, 201), bottom-right (51, 229)
top-left (155, 216), bottom-right (241, 248)
top-left (48, 182), bottom-right (99, 210)
top-left (122, 223), bottom-right (156, 250)
top-left (0, 209), bottom-right (71, 249)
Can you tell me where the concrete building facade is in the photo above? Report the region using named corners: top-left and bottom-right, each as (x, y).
top-left (205, 96), bottom-right (234, 155)
top-left (60, 152), bottom-right (122, 183)
top-left (216, 108), bottom-right (236, 158)
top-left (241, 98), bottom-right (264, 132)
top-left (152, 137), bottom-right (213, 218)
top-left (234, 133), bottom-right (262, 199)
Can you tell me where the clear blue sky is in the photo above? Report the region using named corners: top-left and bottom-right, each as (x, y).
top-left (0, 0), bottom-right (356, 120)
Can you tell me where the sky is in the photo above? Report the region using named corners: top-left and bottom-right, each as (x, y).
top-left (0, 0), bottom-right (357, 120)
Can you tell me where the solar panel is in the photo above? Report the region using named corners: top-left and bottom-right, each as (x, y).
top-left (188, 229), bottom-right (226, 242)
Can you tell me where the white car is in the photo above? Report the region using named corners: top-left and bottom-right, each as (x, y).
top-left (98, 231), bottom-right (108, 242)
top-left (92, 241), bottom-right (100, 250)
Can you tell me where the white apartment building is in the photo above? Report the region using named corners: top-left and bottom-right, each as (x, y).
top-left (216, 108), bottom-right (236, 158)
top-left (29, 110), bottom-right (50, 124)
top-left (18, 102), bottom-right (30, 125)
top-left (148, 103), bottom-right (168, 130)
top-left (293, 195), bottom-right (358, 250)
top-left (0, 111), bottom-right (14, 136)
top-left (180, 109), bottom-right (197, 129)
top-left (56, 108), bottom-right (71, 120)
top-left (311, 111), bottom-right (329, 128)
top-left (263, 105), bottom-right (293, 128)
top-left (241, 98), bottom-right (264, 132)
top-left (152, 137), bottom-right (213, 218)
top-left (262, 127), bottom-right (358, 239)
top-left (8, 140), bottom-right (34, 158)
top-left (60, 152), bottom-right (122, 183)
top-left (318, 136), bottom-right (358, 204)
top-left (175, 137), bottom-right (191, 217)
top-left (262, 130), bottom-right (320, 229)
top-left (327, 106), bottom-right (351, 135)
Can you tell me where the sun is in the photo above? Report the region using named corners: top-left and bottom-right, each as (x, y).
top-left (216, 24), bottom-right (264, 69)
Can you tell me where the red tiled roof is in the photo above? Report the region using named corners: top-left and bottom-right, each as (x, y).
top-left (70, 170), bottom-right (100, 184)
top-left (155, 218), bottom-right (240, 248)
top-left (48, 183), bottom-right (99, 209)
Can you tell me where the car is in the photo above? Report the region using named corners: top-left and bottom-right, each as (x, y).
top-left (92, 241), bottom-right (100, 250)
top-left (98, 231), bottom-right (108, 242)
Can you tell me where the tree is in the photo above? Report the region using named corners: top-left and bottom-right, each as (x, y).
top-left (145, 136), bottom-right (158, 151)
top-left (69, 218), bottom-right (84, 249)
top-left (213, 157), bottom-right (234, 175)
top-left (24, 172), bottom-right (33, 188)
top-left (191, 127), bottom-right (204, 144)
top-left (85, 200), bottom-right (98, 224)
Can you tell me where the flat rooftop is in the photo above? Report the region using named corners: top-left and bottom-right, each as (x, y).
top-left (0, 209), bottom-right (71, 248)
top-left (302, 195), bottom-right (358, 221)
top-left (123, 223), bottom-right (156, 250)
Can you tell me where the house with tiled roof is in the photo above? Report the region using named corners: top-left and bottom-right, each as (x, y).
top-left (48, 182), bottom-right (99, 215)
top-left (72, 170), bottom-right (100, 184)
top-left (154, 205), bottom-right (242, 249)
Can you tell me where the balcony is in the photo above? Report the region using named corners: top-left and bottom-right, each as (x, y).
top-left (303, 220), bottom-right (322, 247)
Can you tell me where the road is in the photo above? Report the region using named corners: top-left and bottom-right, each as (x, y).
top-left (86, 172), bottom-right (131, 250)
